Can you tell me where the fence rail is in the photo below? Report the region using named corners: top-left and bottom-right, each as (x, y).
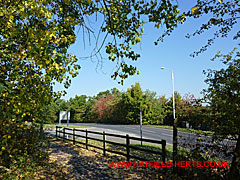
top-left (56, 126), bottom-right (166, 163)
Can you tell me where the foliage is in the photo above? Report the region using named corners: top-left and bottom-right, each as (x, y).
top-left (38, 103), bottom-right (59, 124)
top-left (176, 93), bottom-right (207, 129)
top-left (81, 96), bottom-right (98, 123)
top-left (93, 94), bottom-right (119, 123)
top-left (68, 95), bottom-right (88, 122)
top-left (121, 82), bottom-right (144, 124)
top-left (0, 120), bottom-right (48, 168)
top-left (142, 90), bottom-right (167, 125)
top-left (186, 0), bottom-right (240, 57)
top-left (185, 1), bottom-right (240, 177)
top-left (203, 50), bottom-right (240, 137)
top-left (203, 46), bottom-right (240, 177)
top-left (0, 0), bottom-right (80, 123)
top-left (0, 0), bottom-right (80, 167)
top-left (41, 83), bottom-right (208, 127)
top-left (92, 83), bottom-right (173, 125)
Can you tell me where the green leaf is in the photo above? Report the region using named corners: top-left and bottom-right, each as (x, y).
top-left (0, 83), bottom-right (4, 93)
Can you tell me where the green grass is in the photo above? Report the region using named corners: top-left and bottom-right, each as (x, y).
top-left (43, 124), bottom-right (92, 130)
top-left (146, 125), bottom-right (214, 135)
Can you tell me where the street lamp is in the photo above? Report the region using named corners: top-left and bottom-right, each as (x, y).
top-left (161, 67), bottom-right (175, 120)
top-left (161, 67), bottom-right (178, 171)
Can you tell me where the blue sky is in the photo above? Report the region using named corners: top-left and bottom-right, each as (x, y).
top-left (54, 1), bottom-right (239, 100)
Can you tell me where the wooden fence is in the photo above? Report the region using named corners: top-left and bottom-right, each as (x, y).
top-left (56, 126), bottom-right (166, 163)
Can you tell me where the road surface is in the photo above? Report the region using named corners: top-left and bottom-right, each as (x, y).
top-left (55, 123), bottom-right (203, 146)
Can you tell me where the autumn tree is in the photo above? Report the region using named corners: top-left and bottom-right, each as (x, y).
top-left (93, 94), bottom-right (119, 123)
top-left (176, 93), bottom-right (204, 129)
top-left (203, 48), bottom-right (240, 178)
top-left (0, 0), bottom-right (184, 167)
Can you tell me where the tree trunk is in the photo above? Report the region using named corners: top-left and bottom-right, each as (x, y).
top-left (229, 134), bottom-right (240, 179)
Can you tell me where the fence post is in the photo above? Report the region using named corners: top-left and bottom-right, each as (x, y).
top-left (86, 129), bottom-right (88, 149)
top-left (126, 134), bottom-right (130, 161)
top-left (56, 126), bottom-right (58, 139)
top-left (103, 131), bottom-right (106, 156)
top-left (73, 128), bottom-right (75, 145)
top-left (162, 140), bottom-right (166, 164)
top-left (63, 127), bottom-right (65, 140)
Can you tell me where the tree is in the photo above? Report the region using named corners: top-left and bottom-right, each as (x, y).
top-left (81, 96), bottom-right (98, 123)
top-left (176, 93), bottom-right (203, 129)
top-left (185, 0), bottom-right (240, 57)
top-left (203, 48), bottom-right (240, 178)
top-left (184, 1), bottom-right (240, 177)
top-left (96, 90), bottom-right (111, 100)
top-left (0, 0), bottom-right (184, 124)
top-left (93, 94), bottom-right (119, 123)
top-left (121, 82), bottom-right (144, 124)
top-left (163, 91), bottom-right (182, 125)
top-left (68, 95), bottom-right (88, 109)
top-left (68, 95), bottom-right (88, 122)
top-left (0, 0), bottom-right (81, 124)
top-left (37, 101), bottom-right (59, 124)
top-left (143, 90), bottom-right (167, 125)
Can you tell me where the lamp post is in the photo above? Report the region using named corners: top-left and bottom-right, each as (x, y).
top-left (161, 67), bottom-right (178, 172)
top-left (140, 108), bottom-right (143, 146)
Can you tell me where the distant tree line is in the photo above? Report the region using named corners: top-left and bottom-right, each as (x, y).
top-left (40, 83), bottom-right (211, 130)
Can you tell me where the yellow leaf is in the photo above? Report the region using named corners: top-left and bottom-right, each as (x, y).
top-left (191, 6), bottom-right (199, 15)
top-left (155, 21), bottom-right (161, 29)
top-left (218, 0), bottom-right (222, 3)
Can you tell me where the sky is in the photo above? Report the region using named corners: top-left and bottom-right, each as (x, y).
top-left (54, 1), bottom-right (239, 100)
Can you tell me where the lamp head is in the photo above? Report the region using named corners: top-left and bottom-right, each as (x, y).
top-left (160, 67), bottom-right (166, 69)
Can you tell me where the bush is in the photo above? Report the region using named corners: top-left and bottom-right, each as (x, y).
top-left (0, 119), bottom-right (48, 168)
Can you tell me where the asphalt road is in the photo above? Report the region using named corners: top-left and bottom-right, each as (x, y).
top-left (58, 123), bottom-right (200, 146)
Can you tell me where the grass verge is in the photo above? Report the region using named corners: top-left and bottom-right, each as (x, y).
top-left (146, 125), bottom-right (214, 135)
top-left (43, 124), bottom-right (92, 130)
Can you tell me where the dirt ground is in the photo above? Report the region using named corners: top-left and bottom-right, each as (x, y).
top-left (40, 138), bottom-right (173, 180)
